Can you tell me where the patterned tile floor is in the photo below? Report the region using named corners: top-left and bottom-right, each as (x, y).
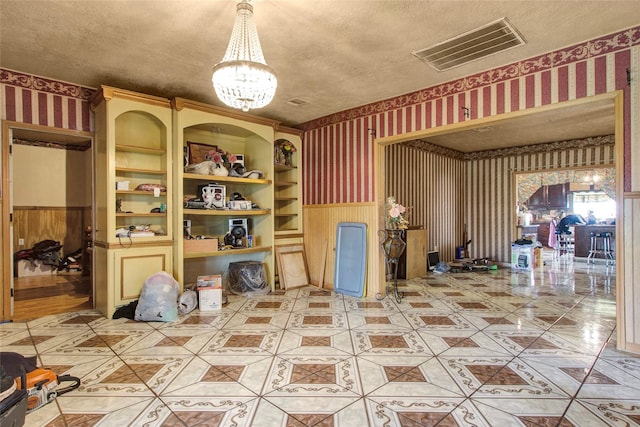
top-left (2, 258), bottom-right (640, 426)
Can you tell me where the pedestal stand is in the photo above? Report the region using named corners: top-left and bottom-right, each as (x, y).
top-left (376, 229), bottom-right (406, 303)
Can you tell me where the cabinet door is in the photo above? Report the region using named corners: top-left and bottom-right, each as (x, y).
top-left (405, 229), bottom-right (427, 279)
top-left (547, 183), bottom-right (567, 208)
top-left (113, 245), bottom-right (172, 307)
top-left (528, 186), bottom-right (546, 207)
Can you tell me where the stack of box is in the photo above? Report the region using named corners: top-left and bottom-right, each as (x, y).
top-left (511, 243), bottom-right (534, 271)
top-left (197, 274), bottom-right (223, 311)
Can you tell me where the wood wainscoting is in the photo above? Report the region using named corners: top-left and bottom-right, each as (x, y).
top-left (12, 206), bottom-right (91, 256)
top-left (303, 203), bottom-right (381, 296)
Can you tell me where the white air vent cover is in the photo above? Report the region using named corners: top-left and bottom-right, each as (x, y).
top-left (412, 18), bottom-right (525, 71)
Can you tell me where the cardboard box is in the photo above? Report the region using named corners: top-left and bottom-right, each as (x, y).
top-left (198, 287), bottom-right (222, 311)
top-left (197, 274), bottom-right (222, 288)
top-left (511, 244), bottom-right (534, 271)
top-left (15, 260), bottom-right (55, 277)
top-left (184, 238), bottom-right (218, 254)
top-left (116, 181), bottom-right (130, 190)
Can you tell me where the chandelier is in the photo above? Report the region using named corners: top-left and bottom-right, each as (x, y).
top-left (212, 0), bottom-right (277, 112)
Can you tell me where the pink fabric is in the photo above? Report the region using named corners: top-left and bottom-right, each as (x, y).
top-left (548, 220), bottom-right (557, 248)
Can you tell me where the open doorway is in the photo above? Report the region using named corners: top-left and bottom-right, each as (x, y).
top-left (2, 121), bottom-right (93, 321)
top-left (515, 165), bottom-right (616, 252)
top-left (375, 91), bottom-right (627, 348)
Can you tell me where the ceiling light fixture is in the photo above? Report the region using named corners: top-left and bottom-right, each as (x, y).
top-left (212, 0), bottom-right (277, 112)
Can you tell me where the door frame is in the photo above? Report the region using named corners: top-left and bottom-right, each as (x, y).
top-left (1, 120), bottom-right (93, 321)
top-left (374, 91), bottom-right (625, 349)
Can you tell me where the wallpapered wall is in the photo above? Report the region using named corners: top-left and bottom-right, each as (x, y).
top-left (301, 27), bottom-right (638, 204)
top-left (0, 69), bottom-right (93, 131)
top-left (386, 136), bottom-right (616, 262)
top-left (464, 140), bottom-right (616, 263)
top-left (385, 143), bottom-right (465, 259)
top-left (301, 26), bottom-right (637, 266)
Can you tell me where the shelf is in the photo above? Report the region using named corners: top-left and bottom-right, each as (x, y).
top-left (183, 245), bottom-right (272, 259)
top-left (275, 213), bottom-right (297, 217)
top-left (183, 208), bottom-right (270, 216)
top-left (116, 144), bottom-right (165, 155)
top-left (116, 167), bottom-right (166, 175)
top-left (274, 164), bottom-right (297, 172)
top-left (183, 172), bottom-right (271, 185)
top-left (275, 197), bottom-right (298, 201)
top-left (116, 190), bottom-right (167, 196)
top-left (116, 212), bottom-right (167, 217)
top-left (274, 181), bottom-right (297, 187)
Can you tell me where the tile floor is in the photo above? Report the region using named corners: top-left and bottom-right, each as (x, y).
top-left (2, 258), bottom-right (640, 426)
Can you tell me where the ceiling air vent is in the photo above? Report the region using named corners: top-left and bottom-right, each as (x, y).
top-left (287, 98), bottom-right (309, 107)
top-left (412, 18), bottom-right (525, 71)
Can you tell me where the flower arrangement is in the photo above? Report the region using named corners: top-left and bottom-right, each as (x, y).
top-left (276, 139), bottom-right (297, 154)
top-left (208, 149), bottom-right (237, 168)
top-left (275, 139), bottom-right (297, 166)
top-left (385, 196), bottom-right (409, 230)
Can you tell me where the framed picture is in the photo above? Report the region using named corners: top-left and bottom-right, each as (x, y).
top-left (187, 141), bottom-right (217, 165)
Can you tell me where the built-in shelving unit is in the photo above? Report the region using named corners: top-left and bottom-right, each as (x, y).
top-left (172, 98), bottom-right (281, 288)
top-left (273, 133), bottom-right (303, 237)
top-left (91, 86), bottom-right (174, 317)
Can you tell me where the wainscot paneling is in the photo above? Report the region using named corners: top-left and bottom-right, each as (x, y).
top-left (13, 206), bottom-right (91, 257)
top-left (303, 203), bottom-right (379, 295)
top-left (621, 194), bottom-right (640, 354)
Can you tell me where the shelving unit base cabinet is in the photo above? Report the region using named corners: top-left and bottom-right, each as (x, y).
top-left (94, 244), bottom-right (173, 318)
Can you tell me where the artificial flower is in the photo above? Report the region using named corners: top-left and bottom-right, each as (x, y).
top-left (385, 196), bottom-right (409, 230)
top-left (208, 149), bottom-right (237, 166)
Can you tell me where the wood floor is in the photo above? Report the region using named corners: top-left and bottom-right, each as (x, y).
top-left (12, 272), bottom-right (92, 321)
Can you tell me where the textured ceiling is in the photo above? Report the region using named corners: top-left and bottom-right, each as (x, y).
top-left (1, 0), bottom-right (639, 133)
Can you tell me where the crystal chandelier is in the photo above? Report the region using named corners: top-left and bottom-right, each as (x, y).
top-left (212, 0), bottom-right (277, 112)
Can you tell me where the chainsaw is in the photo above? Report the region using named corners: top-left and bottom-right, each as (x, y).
top-left (15, 368), bottom-right (81, 413)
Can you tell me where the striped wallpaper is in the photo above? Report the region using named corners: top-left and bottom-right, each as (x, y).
top-left (0, 68), bottom-right (94, 132)
top-left (465, 142), bottom-right (616, 263)
top-left (385, 143), bottom-right (466, 261)
top-left (385, 138), bottom-right (615, 263)
top-left (301, 26), bottom-right (639, 204)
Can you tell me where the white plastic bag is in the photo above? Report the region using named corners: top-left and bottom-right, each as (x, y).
top-left (178, 290), bottom-right (198, 315)
top-left (134, 271), bottom-right (179, 322)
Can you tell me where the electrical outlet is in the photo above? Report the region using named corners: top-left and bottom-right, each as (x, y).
top-left (18, 238), bottom-right (25, 246)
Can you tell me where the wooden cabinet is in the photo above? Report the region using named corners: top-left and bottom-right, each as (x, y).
top-left (547, 183), bottom-right (568, 208)
top-left (528, 186), bottom-right (546, 208)
top-left (172, 98), bottom-right (281, 288)
top-left (536, 222), bottom-right (551, 247)
top-left (527, 183), bottom-right (568, 210)
top-left (94, 245), bottom-right (172, 316)
top-left (397, 228), bottom-right (427, 279)
top-left (91, 86), bottom-right (174, 317)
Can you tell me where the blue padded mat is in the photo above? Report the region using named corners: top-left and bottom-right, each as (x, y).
top-left (334, 222), bottom-right (367, 297)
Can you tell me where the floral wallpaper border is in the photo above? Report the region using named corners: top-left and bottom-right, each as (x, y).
top-left (402, 134), bottom-right (614, 162)
top-left (517, 167), bottom-right (615, 205)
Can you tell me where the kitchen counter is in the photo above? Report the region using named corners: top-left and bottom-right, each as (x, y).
top-left (573, 225), bottom-right (616, 258)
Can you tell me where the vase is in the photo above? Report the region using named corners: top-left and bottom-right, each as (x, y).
top-left (212, 165), bottom-right (229, 176)
top-left (284, 151), bottom-right (293, 166)
top-left (379, 229), bottom-right (406, 260)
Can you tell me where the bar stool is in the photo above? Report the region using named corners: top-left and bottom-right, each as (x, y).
top-left (587, 232), bottom-right (614, 265)
top-left (554, 232), bottom-right (574, 259)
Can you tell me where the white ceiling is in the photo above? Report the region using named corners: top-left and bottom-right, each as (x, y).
top-left (1, 1), bottom-right (639, 145)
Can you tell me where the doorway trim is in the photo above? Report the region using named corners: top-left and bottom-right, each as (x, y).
top-left (1, 120), bottom-right (93, 321)
top-left (374, 90), bottom-right (625, 350)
